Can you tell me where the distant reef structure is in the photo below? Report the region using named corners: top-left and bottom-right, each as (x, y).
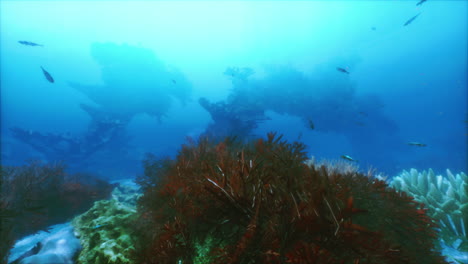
top-left (11, 43), bottom-right (192, 170)
top-left (10, 104), bottom-right (130, 169)
top-left (198, 97), bottom-right (268, 142)
top-left (68, 42), bottom-right (192, 122)
top-left (200, 65), bottom-right (404, 169)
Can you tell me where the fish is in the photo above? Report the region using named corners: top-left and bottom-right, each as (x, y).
top-left (341, 155), bottom-right (358, 162)
top-left (24, 205), bottom-right (47, 212)
top-left (172, 79), bottom-right (176, 84)
top-left (404, 13), bottom-right (421, 26)
top-left (336, 67), bottom-right (350, 74)
top-left (18, 40), bottom-right (43, 47)
top-left (355, 121), bottom-right (365, 126)
top-left (297, 132), bottom-right (303, 140)
top-left (416, 0), bottom-right (427, 6)
top-left (40, 66), bottom-right (54, 83)
top-left (42, 227), bottom-right (52, 233)
top-left (371, 27), bottom-right (376, 31)
top-left (308, 119), bottom-right (315, 130)
top-left (407, 142), bottom-right (427, 147)
top-left (93, 224), bottom-right (109, 229)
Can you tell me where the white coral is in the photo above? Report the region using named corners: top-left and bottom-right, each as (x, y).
top-left (390, 168), bottom-right (467, 253)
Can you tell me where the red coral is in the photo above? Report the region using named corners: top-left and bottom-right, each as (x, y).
top-left (134, 133), bottom-right (446, 264)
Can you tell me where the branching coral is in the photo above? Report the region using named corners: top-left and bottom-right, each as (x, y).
top-left (133, 133), bottom-right (446, 264)
top-left (390, 169), bottom-right (468, 258)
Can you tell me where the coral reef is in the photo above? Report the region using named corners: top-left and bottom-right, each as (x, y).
top-left (390, 168), bottom-right (468, 262)
top-left (110, 179), bottom-right (141, 208)
top-left (71, 182), bottom-right (140, 264)
top-left (305, 156), bottom-right (361, 175)
top-left (10, 223), bottom-right (81, 264)
top-left (8, 223), bottom-right (70, 263)
top-left (0, 161), bottom-right (115, 264)
top-left (133, 133), bottom-right (446, 263)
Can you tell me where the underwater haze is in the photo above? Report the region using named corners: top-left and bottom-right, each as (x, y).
top-left (1, 0), bottom-right (467, 179)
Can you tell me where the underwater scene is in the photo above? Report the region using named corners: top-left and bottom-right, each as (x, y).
top-left (0, 1), bottom-right (467, 264)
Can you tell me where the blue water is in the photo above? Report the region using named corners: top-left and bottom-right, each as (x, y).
top-left (1, 1), bottom-right (466, 179)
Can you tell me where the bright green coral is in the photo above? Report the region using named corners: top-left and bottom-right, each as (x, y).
top-left (72, 198), bottom-right (137, 264)
top-left (390, 169), bottom-right (468, 257)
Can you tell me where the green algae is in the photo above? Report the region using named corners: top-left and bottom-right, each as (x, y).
top-left (72, 199), bottom-right (137, 264)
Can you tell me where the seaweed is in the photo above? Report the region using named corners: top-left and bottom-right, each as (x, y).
top-left (133, 133), bottom-right (446, 263)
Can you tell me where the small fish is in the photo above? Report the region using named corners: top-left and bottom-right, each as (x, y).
top-left (308, 119), bottom-right (315, 130)
top-left (404, 13), bottom-right (421, 26)
top-left (93, 224), bottom-right (109, 229)
top-left (341, 155), bottom-right (358, 162)
top-left (24, 205), bottom-right (47, 212)
top-left (40, 66), bottom-right (54, 83)
top-left (18, 40), bottom-right (43, 47)
top-left (416, 0), bottom-right (427, 6)
top-left (42, 227), bottom-right (52, 233)
top-left (358, 111), bottom-right (368, 116)
top-left (336, 67), bottom-right (350, 74)
top-left (371, 27), bottom-right (376, 31)
top-left (355, 121), bottom-right (365, 126)
top-left (171, 79), bottom-right (176, 84)
top-left (407, 142), bottom-right (427, 147)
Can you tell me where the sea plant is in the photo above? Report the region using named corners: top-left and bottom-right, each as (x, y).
top-left (133, 133), bottom-right (446, 263)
